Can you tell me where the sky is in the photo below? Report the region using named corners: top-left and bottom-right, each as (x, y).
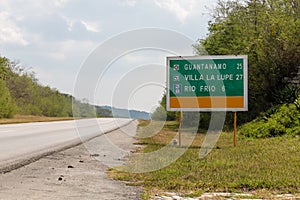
top-left (0, 0), bottom-right (218, 112)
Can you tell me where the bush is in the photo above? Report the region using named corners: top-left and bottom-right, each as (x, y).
top-left (239, 99), bottom-right (300, 138)
top-left (274, 85), bottom-right (300, 104)
top-left (151, 106), bottom-right (167, 121)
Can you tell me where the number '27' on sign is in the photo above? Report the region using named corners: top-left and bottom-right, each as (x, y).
top-left (166, 55), bottom-right (248, 112)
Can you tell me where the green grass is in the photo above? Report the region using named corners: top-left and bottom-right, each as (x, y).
top-left (109, 121), bottom-right (300, 198)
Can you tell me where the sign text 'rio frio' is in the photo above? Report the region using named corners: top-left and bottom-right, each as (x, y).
top-left (166, 55), bottom-right (248, 112)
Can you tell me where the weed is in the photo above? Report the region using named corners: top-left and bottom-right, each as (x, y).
top-left (109, 121), bottom-right (300, 198)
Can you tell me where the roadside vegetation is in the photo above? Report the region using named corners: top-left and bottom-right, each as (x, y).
top-left (239, 95), bottom-right (300, 138)
top-left (0, 56), bottom-right (96, 119)
top-left (110, 0), bottom-right (300, 198)
top-left (153, 0), bottom-right (300, 129)
top-left (194, 0), bottom-right (300, 124)
top-left (110, 120), bottom-right (300, 198)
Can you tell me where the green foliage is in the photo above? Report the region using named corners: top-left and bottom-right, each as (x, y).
top-left (0, 57), bottom-right (16, 118)
top-left (274, 85), bottom-right (300, 104)
top-left (239, 100), bottom-right (300, 138)
top-left (0, 80), bottom-right (16, 118)
top-left (0, 55), bottom-right (94, 118)
top-left (72, 99), bottom-right (96, 118)
top-left (96, 107), bottom-right (112, 118)
top-left (151, 105), bottom-right (166, 121)
top-left (111, 121), bottom-right (300, 197)
top-left (152, 93), bottom-right (177, 121)
top-left (194, 0), bottom-right (300, 122)
top-left (5, 71), bottom-right (74, 117)
top-left (152, 92), bottom-right (213, 131)
top-left (198, 112), bottom-right (211, 131)
top-left (0, 57), bottom-right (10, 80)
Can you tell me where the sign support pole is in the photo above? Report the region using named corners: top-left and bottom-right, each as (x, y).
top-left (234, 112), bottom-right (237, 147)
top-left (167, 55), bottom-right (248, 148)
top-left (178, 111), bottom-right (182, 147)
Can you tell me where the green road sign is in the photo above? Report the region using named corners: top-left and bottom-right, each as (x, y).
top-left (167, 55), bottom-right (248, 111)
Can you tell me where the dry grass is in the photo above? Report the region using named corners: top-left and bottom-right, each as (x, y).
top-left (0, 115), bottom-right (74, 124)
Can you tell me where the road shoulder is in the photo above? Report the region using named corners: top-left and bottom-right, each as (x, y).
top-left (0, 122), bottom-right (141, 200)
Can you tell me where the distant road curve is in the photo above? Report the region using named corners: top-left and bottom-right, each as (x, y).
top-left (0, 118), bottom-right (133, 173)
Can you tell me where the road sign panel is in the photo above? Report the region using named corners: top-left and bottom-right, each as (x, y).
top-left (167, 55), bottom-right (248, 111)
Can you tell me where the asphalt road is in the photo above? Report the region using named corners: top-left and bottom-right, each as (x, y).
top-left (0, 121), bottom-right (141, 199)
top-left (0, 118), bottom-right (132, 173)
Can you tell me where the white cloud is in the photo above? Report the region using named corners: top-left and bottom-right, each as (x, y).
top-left (80, 20), bottom-right (101, 33)
top-left (48, 39), bottom-right (95, 61)
top-left (0, 0), bottom-right (218, 111)
top-left (118, 0), bottom-right (137, 7)
top-left (62, 15), bottom-right (74, 31)
top-left (53, 0), bottom-right (72, 8)
top-left (154, 0), bottom-right (197, 24)
top-left (0, 12), bottom-right (29, 46)
top-left (0, 0), bottom-right (70, 19)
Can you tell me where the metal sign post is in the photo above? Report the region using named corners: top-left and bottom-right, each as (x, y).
top-left (166, 55), bottom-right (248, 147)
top-left (234, 112), bottom-right (237, 147)
top-left (178, 111), bottom-right (182, 147)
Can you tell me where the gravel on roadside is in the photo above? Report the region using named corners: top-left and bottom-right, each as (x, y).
top-left (0, 121), bottom-right (141, 200)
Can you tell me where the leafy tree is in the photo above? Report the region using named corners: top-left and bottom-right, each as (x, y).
top-left (72, 99), bottom-right (96, 118)
top-left (6, 73), bottom-right (39, 115)
top-left (0, 55), bottom-right (89, 118)
top-left (152, 93), bottom-right (177, 121)
top-left (0, 57), bottom-right (10, 81)
top-left (151, 106), bottom-right (167, 121)
top-left (154, 0), bottom-right (300, 128)
top-left (194, 0), bottom-right (300, 122)
top-left (0, 80), bottom-right (15, 118)
top-left (96, 107), bottom-right (112, 118)
top-left (152, 92), bottom-right (214, 131)
top-left (0, 57), bottom-right (16, 118)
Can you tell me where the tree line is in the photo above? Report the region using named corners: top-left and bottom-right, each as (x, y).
top-left (153, 0), bottom-right (300, 128)
top-left (195, 0), bottom-right (300, 122)
top-left (0, 56), bottom-right (95, 119)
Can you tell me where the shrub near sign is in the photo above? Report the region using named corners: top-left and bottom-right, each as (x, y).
top-left (167, 55), bottom-right (248, 112)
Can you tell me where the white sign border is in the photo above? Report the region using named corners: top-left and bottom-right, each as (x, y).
top-left (166, 55), bottom-right (248, 112)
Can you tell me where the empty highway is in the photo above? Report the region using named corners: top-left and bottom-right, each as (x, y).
top-left (0, 118), bottom-right (132, 172)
